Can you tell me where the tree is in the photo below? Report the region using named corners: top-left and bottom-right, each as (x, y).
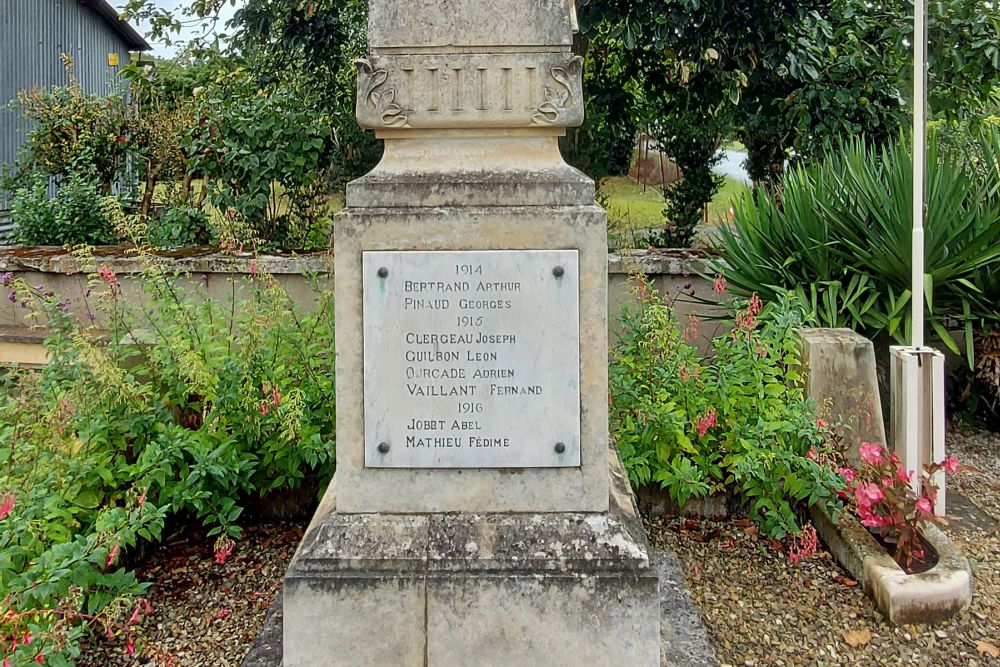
top-left (579, 0), bottom-right (815, 245)
top-left (739, 0), bottom-right (1000, 185)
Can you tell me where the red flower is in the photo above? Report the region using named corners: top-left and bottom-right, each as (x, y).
top-left (106, 540), bottom-right (120, 568)
top-left (713, 274), bottom-right (727, 294)
top-left (696, 409), bottom-right (718, 438)
top-left (98, 265), bottom-right (118, 289)
top-left (214, 537), bottom-right (235, 565)
top-left (0, 494), bottom-right (15, 520)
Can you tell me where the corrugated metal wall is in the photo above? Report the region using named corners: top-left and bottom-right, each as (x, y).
top-left (0, 0), bottom-right (133, 240)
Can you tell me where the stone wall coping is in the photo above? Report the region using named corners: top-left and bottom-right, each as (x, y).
top-left (2, 247), bottom-right (719, 278)
top-left (0, 246), bottom-right (334, 276)
top-left (608, 249), bottom-right (721, 276)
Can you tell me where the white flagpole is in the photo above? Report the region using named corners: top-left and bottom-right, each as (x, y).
top-left (912, 0), bottom-right (926, 348)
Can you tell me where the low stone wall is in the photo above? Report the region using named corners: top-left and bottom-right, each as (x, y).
top-left (0, 246), bottom-right (724, 352)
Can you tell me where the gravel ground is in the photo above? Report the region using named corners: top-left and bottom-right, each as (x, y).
top-left (79, 522), bottom-right (303, 667)
top-left (647, 425), bottom-right (1000, 667)
top-left (76, 426), bottom-right (999, 666)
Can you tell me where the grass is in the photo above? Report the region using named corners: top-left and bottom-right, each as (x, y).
top-left (600, 175), bottom-right (749, 230)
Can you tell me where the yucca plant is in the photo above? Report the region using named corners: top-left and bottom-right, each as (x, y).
top-left (713, 129), bottom-right (1000, 365)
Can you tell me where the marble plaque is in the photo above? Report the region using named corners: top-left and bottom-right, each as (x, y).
top-left (363, 250), bottom-right (581, 468)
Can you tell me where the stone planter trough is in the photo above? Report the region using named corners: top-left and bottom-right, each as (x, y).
top-left (811, 504), bottom-right (972, 625)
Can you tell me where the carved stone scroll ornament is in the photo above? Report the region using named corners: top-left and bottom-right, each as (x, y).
top-left (532, 55), bottom-right (584, 126)
top-left (356, 59), bottom-right (409, 128)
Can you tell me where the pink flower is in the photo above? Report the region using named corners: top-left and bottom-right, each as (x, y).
top-left (861, 514), bottom-right (889, 528)
top-left (838, 467), bottom-right (856, 485)
top-left (942, 457), bottom-right (959, 473)
top-left (748, 293), bottom-right (763, 317)
top-left (214, 537), bottom-right (235, 565)
top-left (805, 449), bottom-right (817, 461)
top-left (216, 608), bottom-right (232, 619)
top-left (858, 442), bottom-right (883, 466)
top-left (0, 494), bottom-right (15, 520)
top-left (106, 540), bottom-right (120, 568)
top-left (816, 418), bottom-right (827, 429)
top-left (696, 409), bottom-right (718, 438)
top-left (126, 635), bottom-right (135, 656)
top-left (713, 274), bottom-right (727, 294)
top-left (915, 497), bottom-right (933, 514)
top-left (896, 466), bottom-right (913, 484)
top-left (855, 483), bottom-right (883, 507)
top-left (98, 265), bottom-right (118, 289)
top-left (137, 489), bottom-right (147, 506)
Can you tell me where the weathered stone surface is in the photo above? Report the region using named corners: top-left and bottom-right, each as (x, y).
top-left (252, 551), bottom-right (713, 667)
top-left (426, 573), bottom-right (658, 666)
top-left (368, 0), bottom-right (573, 50)
top-left (811, 505), bottom-right (972, 625)
top-left (282, 447), bottom-right (660, 666)
top-left (356, 54), bottom-right (584, 130)
top-left (799, 328), bottom-right (887, 463)
top-left (654, 550), bottom-right (720, 667)
top-left (333, 206), bottom-right (609, 513)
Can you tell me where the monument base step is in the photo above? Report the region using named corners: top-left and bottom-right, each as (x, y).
top-left (246, 548), bottom-right (715, 667)
top-left (278, 446), bottom-right (661, 666)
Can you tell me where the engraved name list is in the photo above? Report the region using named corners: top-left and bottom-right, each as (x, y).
top-left (362, 250), bottom-right (581, 468)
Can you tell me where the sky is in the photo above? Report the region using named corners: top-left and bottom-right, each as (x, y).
top-left (124, 0), bottom-right (244, 58)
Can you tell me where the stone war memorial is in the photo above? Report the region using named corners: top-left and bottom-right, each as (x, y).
top-left (282, 0), bottom-right (661, 664)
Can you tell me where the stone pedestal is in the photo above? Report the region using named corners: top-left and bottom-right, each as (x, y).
top-left (284, 447), bottom-right (659, 666)
top-left (283, 1), bottom-right (660, 663)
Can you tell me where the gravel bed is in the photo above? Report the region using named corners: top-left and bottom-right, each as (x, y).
top-left (646, 425), bottom-right (1000, 667)
top-left (74, 426), bottom-right (999, 666)
top-left (79, 522), bottom-right (303, 667)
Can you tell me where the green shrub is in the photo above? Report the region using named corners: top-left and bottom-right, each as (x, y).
top-left (10, 171), bottom-right (117, 246)
top-left (713, 130), bottom-right (1000, 365)
top-left (0, 249), bottom-right (335, 662)
top-left (610, 278), bottom-right (843, 538)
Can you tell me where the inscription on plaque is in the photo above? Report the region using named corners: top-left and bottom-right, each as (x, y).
top-left (363, 250), bottom-right (581, 468)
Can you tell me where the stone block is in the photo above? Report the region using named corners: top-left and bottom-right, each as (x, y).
top-left (282, 576), bottom-right (427, 666)
top-left (333, 206), bottom-right (610, 514)
top-left (368, 0), bottom-right (573, 50)
top-left (282, 447), bottom-right (660, 665)
top-left (799, 328), bottom-right (887, 463)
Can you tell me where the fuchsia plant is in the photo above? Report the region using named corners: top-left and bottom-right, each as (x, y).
top-left (840, 442), bottom-right (963, 569)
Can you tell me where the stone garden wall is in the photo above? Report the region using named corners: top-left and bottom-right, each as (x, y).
top-left (0, 247), bottom-right (724, 352)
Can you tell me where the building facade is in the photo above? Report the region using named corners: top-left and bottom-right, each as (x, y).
top-left (0, 0), bottom-right (149, 237)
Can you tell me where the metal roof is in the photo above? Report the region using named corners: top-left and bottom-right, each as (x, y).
top-left (78, 0), bottom-right (151, 51)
